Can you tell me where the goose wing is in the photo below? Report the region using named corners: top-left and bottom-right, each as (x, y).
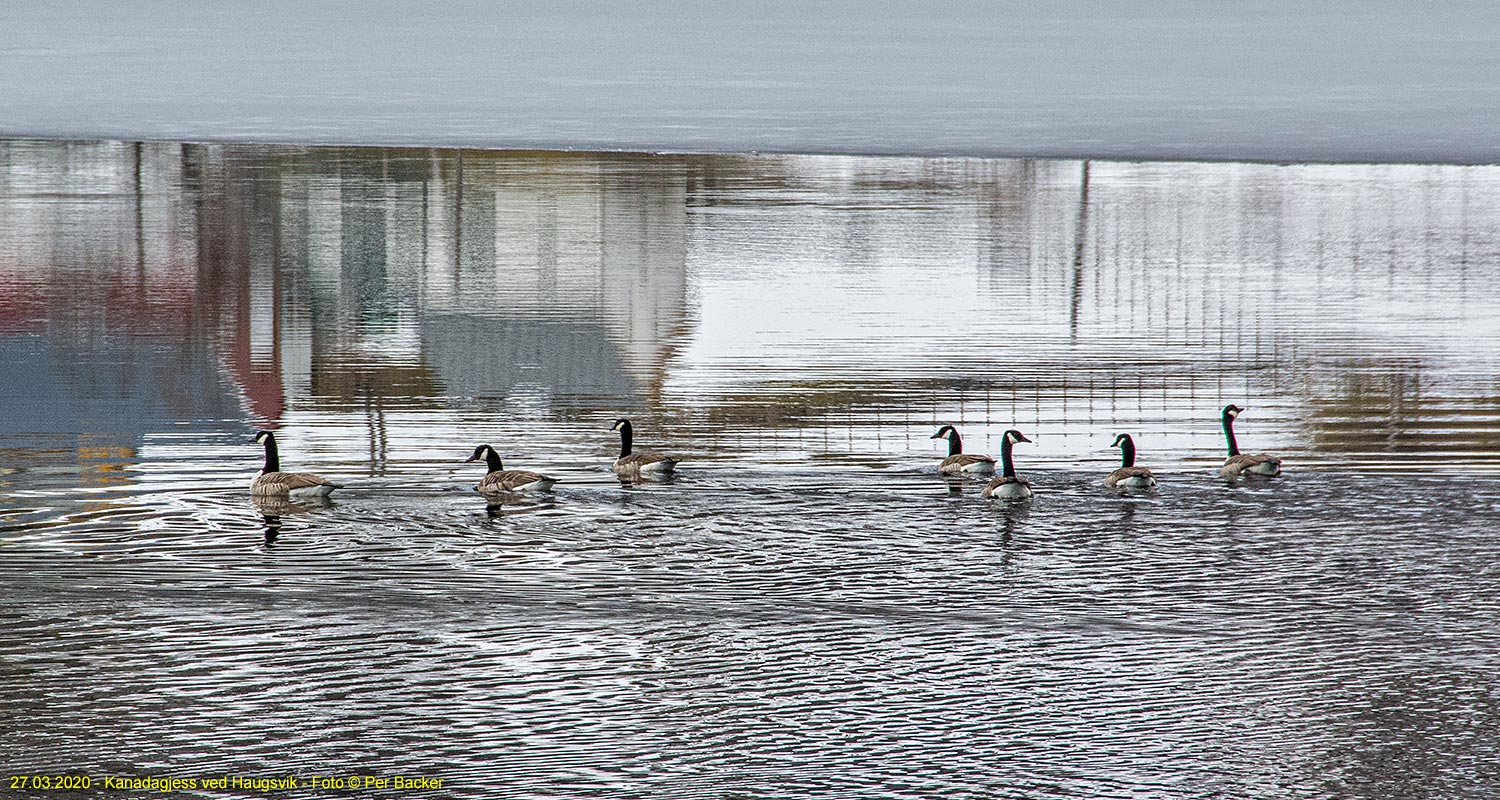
top-left (1105, 466), bottom-right (1156, 487)
top-left (252, 471), bottom-right (336, 496)
top-left (616, 452), bottom-right (677, 471)
top-left (940, 453), bottom-right (996, 472)
top-left (1220, 454), bottom-right (1281, 477)
top-left (982, 475), bottom-right (1032, 497)
top-left (478, 469), bottom-right (555, 493)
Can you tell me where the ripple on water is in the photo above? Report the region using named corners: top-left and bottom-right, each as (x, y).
top-left (4, 467), bottom-right (1500, 796)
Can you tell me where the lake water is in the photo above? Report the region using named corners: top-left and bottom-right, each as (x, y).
top-left (3, 139), bottom-right (1500, 797)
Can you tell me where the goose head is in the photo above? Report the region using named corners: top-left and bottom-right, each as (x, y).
top-left (929, 425), bottom-right (957, 441)
top-left (1003, 429), bottom-right (1032, 446)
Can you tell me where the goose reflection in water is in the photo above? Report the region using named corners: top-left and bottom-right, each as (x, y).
top-left (994, 501), bottom-right (1030, 544)
top-left (484, 496), bottom-right (557, 519)
top-left (252, 495), bottom-right (332, 546)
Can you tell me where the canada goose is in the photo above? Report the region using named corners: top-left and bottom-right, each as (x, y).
top-left (250, 431), bottom-right (338, 499)
top-left (930, 425), bottom-right (996, 474)
top-left (610, 418), bottom-right (677, 477)
top-left (1218, 404), bottom-right (1282, 478)
top-left (1105, 433), bottom-right (1157, 489)
top-left (466, 444), bottom-right (558, 493)
top-left (982, 429), bottom-right (1034, 499)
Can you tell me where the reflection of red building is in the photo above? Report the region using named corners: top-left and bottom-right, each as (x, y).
top-left (0, 139), bottom-right (199, 339)
top-left (220, 300), bottom-right (288, 425)
top-left (0, 273), bottom-right (49, 334)
top-left (187, 144), bottom-right (296, 426)
top-left (0, 140), bottom-right (211, 408)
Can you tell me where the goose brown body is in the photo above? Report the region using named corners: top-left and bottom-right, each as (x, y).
top-left (981, 474), bottom-right (1032, 498)
top-left (1105, 467), bottom-right (1156, 488)
top-left (942, 454), bottom-right (997, 473)
top-left (1220, 453), bottom-right (1282, 478)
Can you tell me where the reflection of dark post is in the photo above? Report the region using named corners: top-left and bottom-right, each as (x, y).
top-left (134, 141), bottom-right (146, 286)
top-left (1069, 160), bottom-right (1091, 340)
top-left (421, 164), bottom-right (429, 272)
top-left (454, 150), bottom-right (465, 287)
top-left (1458, 175), bottom-right (1469, 297)
top-left (539, 187), bottom-right (558, 295)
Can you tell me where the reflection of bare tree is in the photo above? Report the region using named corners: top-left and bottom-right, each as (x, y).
top-left (1301, 357), bottom-right (1500, 464)
top-left (1069, 160), bottom-right (1090, 341)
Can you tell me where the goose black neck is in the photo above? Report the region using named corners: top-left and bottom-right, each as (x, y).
top-left (261, 434), bottom-right (280, 474)
top-left (1118, 437), bottom-right (1136, 468)
top-left (1222, 412), bottom-right (1240, 456)
top-left (947, 429), bottom-right (962, 457)
top-left (1000, 437), bottom-right (1018, 478)
top-left (482, 446), bottom-right (503, 472)
top-left (618, 421), bottom-right (633, 457)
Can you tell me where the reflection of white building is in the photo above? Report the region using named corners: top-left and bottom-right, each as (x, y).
top-left (416, 153), bottom-right (689, 396)
top-left (245, 149), bottom-right (690, 407)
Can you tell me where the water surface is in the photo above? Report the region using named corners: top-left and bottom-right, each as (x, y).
top-left (2, 140), bottom-right (1499, 797)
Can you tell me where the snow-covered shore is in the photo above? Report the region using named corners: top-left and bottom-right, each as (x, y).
top-left (4, 1), bottom-right (1499, 163)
